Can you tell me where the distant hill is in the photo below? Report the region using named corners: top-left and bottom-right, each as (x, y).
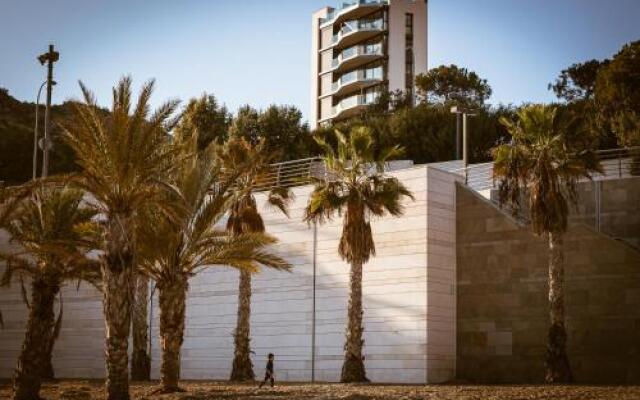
top-left (0, 88), bottom-right (78, 185)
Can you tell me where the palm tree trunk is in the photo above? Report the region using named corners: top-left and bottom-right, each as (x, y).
top-left (42, 291), bottom-right (63, 381)
top-left (103, 214), bottom-right (135, 400)
top-left (545, 232), bottom-right (573, 383)
top-left (41, 357), bottom-right (54, 382)
top-left (158, 277), bottom-right (187, 393)
top-left (230, 269), bottom-right (255, 381)
top-left (341, 261), bottom-right (368, 383)
top-left (13, 277), bottom-right (57, 400)
top-left (131, 275), bottom-right (151, 381)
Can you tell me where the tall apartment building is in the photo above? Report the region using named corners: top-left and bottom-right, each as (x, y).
top-left (311, 0), bottom-right (428, 129)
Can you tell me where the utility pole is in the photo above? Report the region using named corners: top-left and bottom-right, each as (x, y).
top-left (37, 44), bottom-right (59, 178)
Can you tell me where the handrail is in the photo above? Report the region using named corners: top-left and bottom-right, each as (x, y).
top-left (444, 147), bottom-right (640, 194)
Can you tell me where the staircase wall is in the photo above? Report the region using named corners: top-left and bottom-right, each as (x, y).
top-left (456, 183), bottom-right (640, 383)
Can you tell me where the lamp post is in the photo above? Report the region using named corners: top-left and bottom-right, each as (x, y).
top-left (32, 80), bottom-right (56, 180)
top-left (37, 44), bottom-right (60, 178)
top-left (450, 106), bottom-right (476, 184)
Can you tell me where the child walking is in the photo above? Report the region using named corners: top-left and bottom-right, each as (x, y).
top-left (258, 353), bottom-right (275, 388)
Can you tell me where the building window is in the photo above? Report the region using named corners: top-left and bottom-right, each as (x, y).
top-left (405, 13), bottom-right (414, 98)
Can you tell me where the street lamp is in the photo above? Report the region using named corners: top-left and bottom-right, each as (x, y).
top-left (37, 44), bottom-right (60, 178)
top-left (32, 80), bottom-right (56, 180)
top-left (450, 106), bottom-right (476, 184)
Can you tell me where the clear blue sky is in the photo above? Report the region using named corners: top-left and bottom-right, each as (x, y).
top-left (1, 0), bottom-right (639, 123)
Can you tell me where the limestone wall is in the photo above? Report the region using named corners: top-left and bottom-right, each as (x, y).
top-left (456, 181), bottom-right (640, 383)
top-left (0, 165), bottom-right (459, 383)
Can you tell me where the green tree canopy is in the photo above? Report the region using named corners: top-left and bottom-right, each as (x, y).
top-left (594, 40), bottom-right (640, 146)
top-left (230, 104), bottom-right (311, 161)
top-left (550, 59), bottom-right (608, 103)
top-left (415, 64), bottom-right (492, 109)
top-left (0, 89), bottom-right (79, 185)
top-left (174, 93), bottom-right (231, 150)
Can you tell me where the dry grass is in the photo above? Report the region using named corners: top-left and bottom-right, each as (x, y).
top-left (1, 380), bottom-right (639, 400)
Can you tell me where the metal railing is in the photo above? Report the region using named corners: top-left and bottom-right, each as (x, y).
top-left (245, 157), bottom-right (415, 192)
top-left (443, 147), bottom-right (640, 195)
top-left (320, 0), bottom-right (388, 26)
top-left (251, 157), bottom-right (323, 191)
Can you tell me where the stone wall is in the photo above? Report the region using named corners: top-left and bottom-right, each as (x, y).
top-left (456, 181), bottom-right (640, 383)
top-left (572, 178), bottom-right (640, 249)
top-left (0, 165), bottom-right (460, 383)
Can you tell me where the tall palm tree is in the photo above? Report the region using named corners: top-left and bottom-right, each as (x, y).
top-left (217, 137), bottom-right (292, 381)
top-left (492, 104), bottom-right (602, 383)
top-left (0, 186), bottom-right (99, 400)
top-left (130, 274), bottom-right (150, 381)
top-left (60, 77), bottom-right (181, 400)
top-left (304, 127), bottom-right (413, 382)
top-left (137, 133), bottom-right (291, 393)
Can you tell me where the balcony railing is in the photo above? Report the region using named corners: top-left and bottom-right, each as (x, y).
top-left (331, 43), bottom-right (383, 69)
top-left (321, 0), bottom-right (388, 26)
top-left (332, 91), bottom-right (380, 117)
top-left (331, 66), bottom-right (383, 93)
top-left (331, 18), bottom-right (385, 46)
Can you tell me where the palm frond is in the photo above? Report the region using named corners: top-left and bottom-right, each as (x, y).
top-left (493, 104), bottom-right (602, 235)
top-left (306, 127), bottom-right (413, 264)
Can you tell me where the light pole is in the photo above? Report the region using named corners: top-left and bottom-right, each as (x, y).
top-left (37, 44), bottom-right (60, 178)
top-left (32, 80), bottom-right (56, 180)
top-left (450, 106), bottom-right (476, 184)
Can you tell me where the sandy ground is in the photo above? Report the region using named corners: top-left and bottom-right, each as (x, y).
top-left (1, 380), bottom-right (640, 400)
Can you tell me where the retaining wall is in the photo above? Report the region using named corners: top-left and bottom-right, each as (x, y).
top-left (0, 165), bottom-right (459, 383)
top-left (456, 179), bottom-right (640, 383)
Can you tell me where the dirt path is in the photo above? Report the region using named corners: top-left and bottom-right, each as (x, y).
top-left (1, 380), bottom-right (639, 400)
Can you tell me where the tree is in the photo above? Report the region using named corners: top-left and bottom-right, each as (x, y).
top-left (136, 132), bottom-right (291, 392)
top-left (492, 105), bottom-right (602, 383)
top-left (550, 59), bottom-right (619, 150)
top-left (304, 127), bottom-right (413, 382)
top-left (334, 92), bottom-right (512, 165)
top-left (594, 40), bottom-right (640, 147)
top-left (415, 65), bottom-right (492, 108)
top-left (550, 59), bottom-right (607, 103)
top-left (174, 93), bottom-right (231, 151)
top-left (0, 186), bottom-right (99, 400)
top-left (229, 105), bottom-right (261, 145)
top-left (60, 77), bottom-right (181, 400)
top-left (217, 137), bottom-right (293, 381)
top-left (230, 105), bottom-right (312, 161)
top-left (130, 274), bottom-right (150, 381)
top-left (0, 89), bottom-right (79, 185)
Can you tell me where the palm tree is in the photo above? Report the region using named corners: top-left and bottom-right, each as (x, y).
top-left (137, 133), bottom-right (291, 393)
top-left (492, 104), bottom-right (602, 383)
top-left (60, 77), bottom-right (181, 400)
top-left (130, 274), bottom-right (150, 381)
top-left (304, 127), bottom-right (413, 382)
top-left (0, 186), bottom-right (99, 400)
top-left (217, 137), bottom-right (292, 381)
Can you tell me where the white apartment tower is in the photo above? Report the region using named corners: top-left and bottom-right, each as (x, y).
top-left (311, 0), bottom-right (428, 129)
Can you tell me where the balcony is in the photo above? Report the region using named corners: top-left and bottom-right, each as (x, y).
top-left (331, 43), bottom-right (383, 74)
top-left (321, 0), bottom-right (388, 28)
top-left (322, 91), bottom-right (380, 122)
top-left (331, 66), bottom-right (383, 97)
top-left (331, 18), bottom-right (385, 50)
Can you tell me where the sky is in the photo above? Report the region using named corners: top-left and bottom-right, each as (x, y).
top-left (1, 0), bottom-right (639, 123)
